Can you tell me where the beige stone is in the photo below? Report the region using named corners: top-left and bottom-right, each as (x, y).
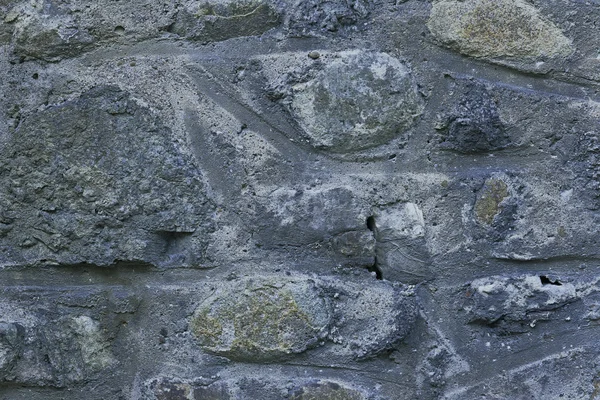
top-left (428, 0), bottom-right (572, 59)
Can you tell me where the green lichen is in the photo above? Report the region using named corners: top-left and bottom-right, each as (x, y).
top-left (190, 308), bottom-right (223, 348)
top-left (191, 284), bottom-right (325, 361)
top-left (229, 289), bottom-right (314, 356)
top-left (462, 2), bottom-right (563, 57)
top-left (474, 179), bottom-right (508, 225)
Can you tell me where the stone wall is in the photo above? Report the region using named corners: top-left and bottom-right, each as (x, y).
top-left (0, 0), bottom-right (599, 398)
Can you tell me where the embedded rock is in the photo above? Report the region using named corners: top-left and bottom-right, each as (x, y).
top-left (289, 381), bottom-right (365, 400)
top-left (9, 0), bottom-right (178, 61)
top-left (0, 86), bottom-right (213, 267)
top-left (428, 0), bottom-right (572, 60)
top-left (266, 51), bottom-right (424, 152)
top-left (290, 51), bottom-right (423, 152)
top-left (466, 275), bottom-right (578, 334)
top-left (168, 0), bottom-right (280, 42)
top-left (14, 17), bottom-right (95, 61)
top-left (0, 316), bottom-right (114, 386)
top-left (370, 203), bottom-right (432, 283)
top-left (437, 82), bottom-right (509, 153)
top-left (326, 278), bottom-right (417, 359)
top-left (190, 276), bottom-right (331, 361)
top-left (284, 0), bottom-right (370, 34)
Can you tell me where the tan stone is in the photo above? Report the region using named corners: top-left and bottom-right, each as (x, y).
top-left (428, 0), bottom-right (572, 59)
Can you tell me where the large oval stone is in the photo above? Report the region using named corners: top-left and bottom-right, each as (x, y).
top-left (191, 277), bottom-right (331, 361)
top-left (289, 51), bottom-right (424, 153)
top-left (427, 0), bottom-right (572, 60)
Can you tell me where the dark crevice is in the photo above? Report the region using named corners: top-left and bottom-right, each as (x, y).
top-left (492, 254), bottom-right (600, 263)
top-left (368, 256), bottom-right (383, 280)
top-left (366, 216), bottom-right (376, 232)
top-left (157, 230), bottom-right (194, 254)
top-left (539, 275), bottom-right (562, 286)
top-left (365, 216), bottom-right (381, 279)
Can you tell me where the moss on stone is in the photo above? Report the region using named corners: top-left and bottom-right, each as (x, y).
top-left (474, 179), bottom-right (509, 225)
top-left (191, 281), bottom-right (329, 361)
top-left (228, 289), bottom-right (313, 354)
top-left (190, 308), bottom-right (223, 348)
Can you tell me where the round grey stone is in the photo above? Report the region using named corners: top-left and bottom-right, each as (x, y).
top-left (289, 51), bottom-right (424, 153)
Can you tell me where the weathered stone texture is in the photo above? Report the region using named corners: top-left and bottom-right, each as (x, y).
top-left (168, 0), bottom-right (281, 42)
top-left (264, 50), bottom-right (424, 152)
top-left (428, 0), bottom-right (573, 60)
top-left (1, 0), bottom-right (600, 398)
top-left (190, 276), bottom-right (331, 361)
top-left (289, 381), bottom-right (365, 400)
top-left (436, 81), bottom-right (509, 153)
top-left (190, 274), bottom-right (416, 361)
top-left (0, 86), bottom-right (213, 267)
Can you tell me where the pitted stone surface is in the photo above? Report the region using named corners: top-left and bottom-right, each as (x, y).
top-left (0, 86), bottom-right (213, 267)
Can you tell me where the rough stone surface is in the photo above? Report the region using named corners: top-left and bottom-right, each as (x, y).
top-left (264, 50), bottom-right (424, 152)
top-left (284, 0), bottom-right (370, 35)
top-left (436, 81), bottom-right (510, 153)
top-left (1, 0), bottom-right (600, 398)
top-left (325, 277), bottom-right (417, 359)
top-left (428, 0), bottom-right (573, 60)
top-left (168, 0), bottom-right (281, 43)
top-left (0, 86), bottom-right (213, 268)
top-left (190, 276), bottom-right (331, 361)
top-left (370, 202), bottom-right (432, 283)
top-left (190, 274), bottom-right (416, 361)
top-left (289, 381), bottom-right (365, 400)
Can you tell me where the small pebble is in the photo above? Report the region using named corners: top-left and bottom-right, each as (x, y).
top-left (308, 51), bottom-right (320, 60)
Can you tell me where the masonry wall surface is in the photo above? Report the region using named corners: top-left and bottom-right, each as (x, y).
top-left (0, 0), bottom-right (599, 399)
